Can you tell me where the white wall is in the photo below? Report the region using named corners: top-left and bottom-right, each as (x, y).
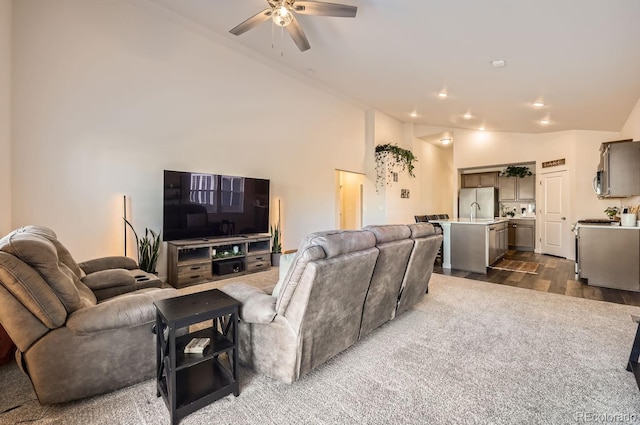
top-left (413, 135), bottom-right (454, 218)
top-left (0, 0), bottom-right (10, 235)
top-left (12, 0), bottom-right (367, 275)
top-left (362, 115), bottom-right (455, 225)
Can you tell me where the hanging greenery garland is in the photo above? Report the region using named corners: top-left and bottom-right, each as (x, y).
top-left (500, 166), bottom-right (532, 178)
top-left (375, 144), bottom-right (417, 191)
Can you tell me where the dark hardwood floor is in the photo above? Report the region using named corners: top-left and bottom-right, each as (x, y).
top-left (434, 250), bottom-right (640, 307)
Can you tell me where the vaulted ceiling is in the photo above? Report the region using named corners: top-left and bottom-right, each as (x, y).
top-left (152, 0), bottom-right (640, 134)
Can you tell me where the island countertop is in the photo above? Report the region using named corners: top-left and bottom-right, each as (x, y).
top-left (430, 218), bottom-right (510, 225)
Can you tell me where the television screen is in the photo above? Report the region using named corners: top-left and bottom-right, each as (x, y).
top-left (163, 170), bottom-right (270, 241)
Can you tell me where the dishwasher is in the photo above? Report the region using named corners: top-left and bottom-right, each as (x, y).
top-left (488, 225), bottom-right (498, 265)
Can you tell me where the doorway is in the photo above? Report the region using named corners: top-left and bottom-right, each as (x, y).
top-left (540, 170), bottom-right (571, 258)
top-left (335, 170), bottom-right (364, 230)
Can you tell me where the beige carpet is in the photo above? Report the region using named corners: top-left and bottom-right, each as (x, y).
top-left (2, 272), bottom-right (640, 424)
top-left (489, 259), bottom-right (540, 274)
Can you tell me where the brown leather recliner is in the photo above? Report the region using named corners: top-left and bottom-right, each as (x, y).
top-left (0, 225), bottom-right (177, 404)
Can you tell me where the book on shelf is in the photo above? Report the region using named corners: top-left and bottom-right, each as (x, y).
top-left (184, 337), bottom-right (210, 354)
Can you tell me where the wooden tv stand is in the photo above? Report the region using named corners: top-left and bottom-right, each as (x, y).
top-left (166, 235), bottom-right (271, 288)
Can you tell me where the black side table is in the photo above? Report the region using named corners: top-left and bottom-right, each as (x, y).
top-left (154, 289), bottom-right (240, 425)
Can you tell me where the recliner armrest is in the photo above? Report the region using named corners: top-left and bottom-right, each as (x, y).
top-left (78, 256), bottom-right (138, 274)
top-left (66, 289), bottom-right (176, 334)
top-left (221, 283), bottom-right (276, 324)
top-left (81, 269), bottom-right (135, 291)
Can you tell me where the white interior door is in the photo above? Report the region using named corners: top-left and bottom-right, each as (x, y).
top-left (540, 170), bottom-right (571, 258)
top-left (336, 170), bottom-right (364, 230)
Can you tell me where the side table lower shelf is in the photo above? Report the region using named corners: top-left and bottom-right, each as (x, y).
top-left (154, 289), bottom-right (240, 425)
top-left (158, 356), bottom-right (238, 414)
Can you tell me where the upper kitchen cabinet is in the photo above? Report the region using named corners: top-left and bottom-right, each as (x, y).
top-left (498, 175), bottom-right (536, 202)
top-left (462, 172), bottom-right (499, 188)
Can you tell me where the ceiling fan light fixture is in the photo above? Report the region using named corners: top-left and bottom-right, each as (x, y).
top-left (272, 4), bottom-right (293, 27)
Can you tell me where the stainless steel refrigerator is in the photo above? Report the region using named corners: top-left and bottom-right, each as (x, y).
top-left (459, 187), bottom-right (498, 219)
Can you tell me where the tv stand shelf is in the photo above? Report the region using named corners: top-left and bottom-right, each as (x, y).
top-left (166, 235), bottom-right (271, 289)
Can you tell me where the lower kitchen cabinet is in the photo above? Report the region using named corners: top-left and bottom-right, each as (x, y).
top-left (578, 226), bottom-right (640, 292)
top-left (508, 219), bottom-right (535, 251)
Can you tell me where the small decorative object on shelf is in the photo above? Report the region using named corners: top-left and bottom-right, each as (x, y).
top-left (605, 206), bottom-right (620, 221)
top-left (184, 337), bottom-right (210, 354)
top-left (375, 143), bottom-right (417, 191)
top-left (500, 166), bottom-right (532, 178)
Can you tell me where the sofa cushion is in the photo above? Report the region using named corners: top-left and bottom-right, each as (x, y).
top-left (0, 252), bottom-right (67, 329)
top-left (306, 229), bottom-right (377, 259)
top-left (364, 224), bottom-right (411, 243)
top-left (408, 222), bottom-right (438, 238)
top-left (0, 232), bottom-right (86, 312)
top-left (12, 225), bottom-right (85, 278)
top-left (275, 230), bottom-right (376, 315)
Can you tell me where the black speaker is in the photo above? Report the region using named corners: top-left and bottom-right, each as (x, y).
top-left (214, 259), bottom-right (243, 276)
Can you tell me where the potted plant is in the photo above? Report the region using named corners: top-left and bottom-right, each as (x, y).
top-left (124, 219), bottom-right (161, 274)
top-left (500, 166), bottom-right (532, 178)
top-left (604, 206), bottom-right (620, 221)
top-left (270, 223), bottom-right (282, 267)
top-left (375, 143), bottom-right (417, 191)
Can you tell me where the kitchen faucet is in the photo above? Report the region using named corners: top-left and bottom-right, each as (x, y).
top-left (470, 201), bottom-right (481, 221)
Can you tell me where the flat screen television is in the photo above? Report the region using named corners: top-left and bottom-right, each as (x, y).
top-left (163, 170), bottom-right (270, 241)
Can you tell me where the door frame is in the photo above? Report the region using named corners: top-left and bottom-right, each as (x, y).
top-left (335, 169), bottom-right (365, 230)
top-left (539, 168), bottom-right (572, 259)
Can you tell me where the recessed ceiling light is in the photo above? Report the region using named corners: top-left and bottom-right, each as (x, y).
top-left (479, 127), bottom-right (486, 131)
top-left (463, 112), bottom-right (473, 120)
top-left (539, 119), bottom-right (551, 126)
top-left (409, 111), bottom-right (418, 118)
top-left (532, 101), bottom-right (545, 108)
top-left (438, 91), bottom-right (448, 98)
top-left (440, 138), bottom-right (452, 145)
top-left (491, 59), bottom-right (507, 68)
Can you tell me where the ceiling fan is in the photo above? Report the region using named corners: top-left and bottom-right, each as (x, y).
top-left (229, 0), bottom-right (358, 52)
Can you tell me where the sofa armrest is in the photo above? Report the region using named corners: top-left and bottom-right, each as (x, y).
top-left (221, 283), bottom-right (276, 324)
top-left (66, 289), bottom-right (176, 334)
top-left (78, 256), bottom-right (138, 274)
top-left (81, 269), bottom-right (135, 291)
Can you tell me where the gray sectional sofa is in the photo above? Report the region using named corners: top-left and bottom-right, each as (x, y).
top-left (222, 223), bottom-right (443, 384)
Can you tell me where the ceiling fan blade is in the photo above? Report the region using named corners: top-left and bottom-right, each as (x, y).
top-left (285, 15), bottom-right (311, 52)
top-left (293, 1), bottom-right (357, 18)
top-left (229, 8), bottom-right (272, 36)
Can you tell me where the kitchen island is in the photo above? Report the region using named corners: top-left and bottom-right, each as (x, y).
top-left (430, 218), bottom-right (510, 274)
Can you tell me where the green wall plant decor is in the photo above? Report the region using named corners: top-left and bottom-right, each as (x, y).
top-left (500, 166), bottom-right (532, 178)
top-left (375, 143), bottom-right (417, 191)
